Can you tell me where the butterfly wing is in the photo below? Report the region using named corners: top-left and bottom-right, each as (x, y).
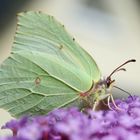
top-left (0, 12), bottom-right (101, 117)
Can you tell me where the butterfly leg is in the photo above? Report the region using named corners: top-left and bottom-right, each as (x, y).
top-left (92, 100), bottom-right (98, 111)
top-left (107, 93), bottom-right (122, 111)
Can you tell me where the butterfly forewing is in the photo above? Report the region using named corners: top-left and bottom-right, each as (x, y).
top-left (0, 12), bottom-right (101, 117)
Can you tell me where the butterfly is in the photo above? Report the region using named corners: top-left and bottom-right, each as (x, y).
top-left (0, 11), bottom-right (136, 117)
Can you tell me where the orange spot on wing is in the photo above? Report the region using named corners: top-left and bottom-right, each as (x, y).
top-left (35, 77), bottom-right (41, 85)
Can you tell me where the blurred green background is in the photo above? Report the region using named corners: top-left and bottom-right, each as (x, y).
top-left (0, 0), bottom-right (140, 136)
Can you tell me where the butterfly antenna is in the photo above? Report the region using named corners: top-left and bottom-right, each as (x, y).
top-left (108, 59), bottom-right (136, 78)
top-left (113, 85), bottom-right (133, 99)
top-left (116, 68), bottom-right (126, 72)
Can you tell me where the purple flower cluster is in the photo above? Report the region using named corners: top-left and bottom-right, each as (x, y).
top-left (1, 96), bottom-right (140, 140)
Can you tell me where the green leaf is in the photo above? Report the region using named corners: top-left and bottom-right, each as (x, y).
top-left (0, 11), bottom-right (101, 117)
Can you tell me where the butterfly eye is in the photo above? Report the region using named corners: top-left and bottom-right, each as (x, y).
top-left (106, 77), bottom-right (113, 88)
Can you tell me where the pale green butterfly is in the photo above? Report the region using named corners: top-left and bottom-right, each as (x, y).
top-left (0, 11), bottom-right (135, 117)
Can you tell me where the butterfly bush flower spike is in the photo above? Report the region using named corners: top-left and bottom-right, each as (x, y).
top-left (1, 96), bottom-right (140, 140)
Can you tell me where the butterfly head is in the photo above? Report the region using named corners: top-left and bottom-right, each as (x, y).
top-left (105, 76), bottom-right (115, 88)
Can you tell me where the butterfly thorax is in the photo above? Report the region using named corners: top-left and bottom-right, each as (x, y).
top-left (79, 76), bottom-right (113, 97)
top-left (79, 77), bottom-right (114, 109)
